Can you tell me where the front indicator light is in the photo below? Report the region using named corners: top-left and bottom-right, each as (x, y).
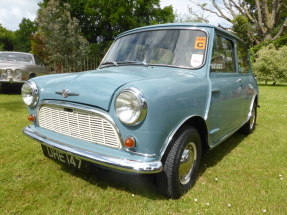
top-left (124, 136), bottom-right (136, 148)
top-left (28, 114), bottom-right (35, 122)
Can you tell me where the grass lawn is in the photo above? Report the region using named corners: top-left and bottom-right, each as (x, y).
top-left (0, 84), bottom-right (286, 214)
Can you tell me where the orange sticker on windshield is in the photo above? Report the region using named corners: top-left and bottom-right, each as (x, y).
top-left (194, 37), bottom-right (206, 49)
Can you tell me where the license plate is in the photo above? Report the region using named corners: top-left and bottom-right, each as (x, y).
top-left (41, 145), bottom-right (89, 171)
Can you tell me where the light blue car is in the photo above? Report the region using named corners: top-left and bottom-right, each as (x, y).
top-left (22, 23), bottom-right (259, 199)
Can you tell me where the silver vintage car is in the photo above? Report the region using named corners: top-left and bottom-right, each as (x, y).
top-left (0, 51), bottom-right (50, 86)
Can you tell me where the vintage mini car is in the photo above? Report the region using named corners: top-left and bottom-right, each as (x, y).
top-left (22, 23), bottom-right (259, 199)
top-left (0, 51), bottom-right (49, 87)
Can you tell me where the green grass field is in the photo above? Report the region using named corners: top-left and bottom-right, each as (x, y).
top-left (0, 84), bottom-right (286, 214)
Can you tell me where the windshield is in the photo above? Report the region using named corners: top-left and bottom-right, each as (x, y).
top-left (102, 29), bottom-right (208, 68)
top-left (0, 53), bottom-right (34, 63)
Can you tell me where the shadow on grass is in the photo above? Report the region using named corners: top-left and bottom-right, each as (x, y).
top-left (258, 83), bottom-right (287, 87)
top-left (45, 131), bottom-right (248, 200)
top-left (199, 132), bottom-right (246, 176)
top-left (0, 84), bottom-right (22, 95)
top-left (59, 162), bottom-right (164, 199)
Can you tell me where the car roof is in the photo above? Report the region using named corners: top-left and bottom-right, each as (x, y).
top-left (116, 22), bottom-right (242, 42)
top-left (0, 51), bottom-right (33, 56)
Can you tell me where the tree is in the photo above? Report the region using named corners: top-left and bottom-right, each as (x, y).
top-left (189, 0), bottom-right (287, 45)
top-left (31, 33), bottom-right (47, 61)
top-left (14, 18), bottom-right (37, 52)
top-left (85, 0), bottom-right (174, 43)
top-left (36, 0), bottom-right (89, 73)
top-left (0, 24), bottom-right (14, 51)
top-left (42, 0), bottom-right (175, 44)
top-left (253, 44), bottom-right (287, 85)
top-left (174, 8), bottom-right (209, 23)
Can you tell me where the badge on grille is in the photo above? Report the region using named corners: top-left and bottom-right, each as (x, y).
top-left (55, 89), bottom-right (79, 98)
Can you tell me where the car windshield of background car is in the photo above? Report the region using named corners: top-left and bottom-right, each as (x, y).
top-left (0, 53), bottom-right (33, 63)
top-left (103, 29), bottom-right (207, 68)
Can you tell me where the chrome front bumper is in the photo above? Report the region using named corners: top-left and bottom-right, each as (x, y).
top-left (23, 126), bottom-right (162, 174)
top-left (0, 79), bottom-right (25, 84)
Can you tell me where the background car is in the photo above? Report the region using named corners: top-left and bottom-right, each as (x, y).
top-left (22, 23), bottom-right (259, 199)
top-left (0, 51), bottom-right (50, 87)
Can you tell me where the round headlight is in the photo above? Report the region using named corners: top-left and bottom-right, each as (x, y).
top-left (1, 69), bottom-right (7, 79)
top-left (115, 87), bottom-right (147, 125)
top-left (14, 69), bottom-right (22, 80)
top-left (21, 81), bottom-right (39, 106)
top-left (6, 69), bottom-right (13, 79)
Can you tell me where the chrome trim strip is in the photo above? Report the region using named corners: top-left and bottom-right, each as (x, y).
top-left (36, 100), bottom-right (124, 148)
top-left (23, 126), bottom-right (162, 174)
top-left (209, 128), bottom-right (220, 135)
top-left (123, 148), bottom-right (156, 157)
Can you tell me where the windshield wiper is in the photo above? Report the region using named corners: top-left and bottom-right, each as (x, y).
top-left (122, 60), bottom-right (148, 67)
top-left (100, 61), bottom-right (118, 68)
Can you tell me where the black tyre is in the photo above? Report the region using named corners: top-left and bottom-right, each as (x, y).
top-left (155, 126), bottom-right (201, 199)
top-left (28, 73), bottom-right (36, 79)
top-left (239, 102), bottom-right (257, 135)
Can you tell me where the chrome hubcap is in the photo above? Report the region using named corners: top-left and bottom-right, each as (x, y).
top-left (250, 107), bottom-right (255, 129)
top-left (179, 142), bottom-right (197, 185)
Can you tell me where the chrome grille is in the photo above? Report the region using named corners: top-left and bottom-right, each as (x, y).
top-left (38, 105), bottom-right (122, 149)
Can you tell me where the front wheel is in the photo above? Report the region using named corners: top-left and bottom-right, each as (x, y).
top-left (155, 126), bottom-right (201, 199)
top-left (28, 73), bottom-right (36, 80)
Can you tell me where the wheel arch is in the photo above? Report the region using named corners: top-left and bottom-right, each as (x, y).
top-left (28, 73), bottom-right (36, 79)
top-left (254, 94), bottom-right (258, 106)
top-left (249, 94), bottom-right (259, 116)
top-left (160, 116), bottom-right (210, 161)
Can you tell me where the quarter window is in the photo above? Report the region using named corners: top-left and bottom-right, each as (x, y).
top-left (211, 35), bottom-right (235, 73)
top-left (34, 55), bottom-right (44, 66)
top-left (237, 42), bottom-right (250, 73)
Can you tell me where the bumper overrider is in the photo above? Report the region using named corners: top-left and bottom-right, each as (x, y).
top-left (23, 125), bottom-right (162, 174)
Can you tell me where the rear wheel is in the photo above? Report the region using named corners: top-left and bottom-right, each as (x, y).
top-left (240, 102), bottom-right (257, 135)
top-left (155, 126), bottom-right (201, 199)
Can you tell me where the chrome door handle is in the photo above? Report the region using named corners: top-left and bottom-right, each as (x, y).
top-left (237, 79), bottom-right (243, 82)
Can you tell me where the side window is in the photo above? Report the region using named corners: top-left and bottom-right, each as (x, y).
top-left (211, 34), bottom-right (235, 73)
top-left (34, 55), bottom-right (44, 66)
top-left (237, 42), bottom-right (250, 73)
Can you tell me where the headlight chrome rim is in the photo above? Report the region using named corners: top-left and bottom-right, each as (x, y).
top-left (14, 69), bottom-right (22, 80)
top-left (0, 68), bottom-right (6, 79)
top-left (21, 81), bottom-right (39, 107)
top-left (115, 87), bottom-right (147, 126)
top-left (6, 69), bottom-right (13, 79)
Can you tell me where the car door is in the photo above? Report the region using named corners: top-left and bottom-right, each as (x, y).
top-left (209, 34), bottom-right (245, 143)
top-left (236, 41), bottom-right (256, 119)
top-left (25, 55), bottom-right (48, 77)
